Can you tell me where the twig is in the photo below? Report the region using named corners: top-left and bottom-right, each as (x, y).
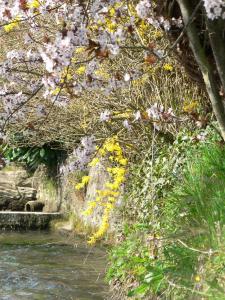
top-left (177, 239), bottom-right (215, 255)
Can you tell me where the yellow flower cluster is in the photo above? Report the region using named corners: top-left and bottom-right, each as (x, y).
top-left (75, 136), bottom-right (128, 245)
top-left (94, 68), bottom-right (110, 80)
top-left (88, 157), bottom-right (100, 167)
top-left (4, 17), bottom-right (20, 32)
top-left (183, 100), bottom-right (199, 113)
top-left (75, 176), bottom-right (90, 190)
top-left (106, 167), bottom-right (126, 190)
top-left (4, 2), bottom-right (40, 32)
top-left (27, 0), bottom-right (40, 9)
top-left (75, 66), bottom-right (86, 75)
top-left (163, 63), bottom-right (174, 72)
top-left (75, 47), bottom-right (86, 54)
top-left (138, 20), bottom-right (151, 39)
top-left (51, 67), bottom-right (73, 95)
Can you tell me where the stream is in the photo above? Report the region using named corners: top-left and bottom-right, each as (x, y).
top-left (0, 231), bottom-right (109, 300)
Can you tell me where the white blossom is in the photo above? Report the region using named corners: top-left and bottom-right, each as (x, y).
top-left (134, 111), bottom-right (141, 121)
top-left (136, 0), bottom-right (151, 19)
top-left (123, 119), bottom-right (131, 130)
top-left (124, 73), bottom-right (131, 82)
top-left (100, 110), bottom-right (111, 122)
top-left (203, 0), bottom-right (225, 19)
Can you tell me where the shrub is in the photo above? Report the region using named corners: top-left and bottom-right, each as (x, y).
top-left (108, 131), bottom-right (225, 299)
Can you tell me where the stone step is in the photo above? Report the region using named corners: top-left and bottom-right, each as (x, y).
top-left (0, 212), bottom-right (63, 230)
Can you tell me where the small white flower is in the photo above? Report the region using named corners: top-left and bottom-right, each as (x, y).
top-left (147, 103), bottom-right (160, 120)
top-left (108, 44), bottom-right (120, 55)
top-left (100, 110), bottom-right (111, 122)
top-left (196, 132), bottom-right (207, 141)
top-left (124, 73), bottom-right (131, 82)
top-left (123, 119), bottom-right (131, 130)
top-left (134, 111), bottom-right (141, 121)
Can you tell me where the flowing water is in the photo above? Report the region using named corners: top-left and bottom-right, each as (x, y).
top-left (0, 231), bottom-right (109, 300)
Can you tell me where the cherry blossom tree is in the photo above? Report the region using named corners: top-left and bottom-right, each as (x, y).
top-left (0, 0), bottom-right (181, 146)
top-left (0, 0), bottom-right (224, 144)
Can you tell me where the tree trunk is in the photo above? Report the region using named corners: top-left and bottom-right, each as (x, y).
top-left (205, 18), bottom-right (225, 94)
top-left (177, 0), bottom-right (225, 141)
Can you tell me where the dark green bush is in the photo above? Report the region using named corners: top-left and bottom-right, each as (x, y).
top-left (2, 143), bottom-right (66, 172)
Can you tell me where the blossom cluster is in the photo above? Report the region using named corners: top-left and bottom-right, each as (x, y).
top-left (59, 136), bottom-right (96, 174)
top-left (0, 0), bottom-right (184, 138)
top-left (100, 103), bottom-right (177, 131)
top-left (203, 0), bottom-right (225, 19)
top-left (75, 136), bottom-right (127, 245)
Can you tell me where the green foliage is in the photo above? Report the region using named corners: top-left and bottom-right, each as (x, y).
top-left (2, 144), bottom-right (65, 172)
top-left (108, 128), bottom-right (225, 299)
top-left (107, 226), bottom-right (168, 298)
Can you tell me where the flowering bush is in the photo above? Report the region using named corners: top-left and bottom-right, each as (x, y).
top-left (74, 136), bottom-right (127, 244)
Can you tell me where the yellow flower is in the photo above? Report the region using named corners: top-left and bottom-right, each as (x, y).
top-left (99, 148), bottom-right (106, 156)
top-left (87, 237), bottom-right (96, 245)
top-left (27, 0), bottom-right (40, 8)
top-left (119, 158), bottom-right (128, 166)
top-left (109, 7), bottom-right (116, 17)
top-left (81, 176), bottom-right (90, 185)
top-left (65, 73), bottom-right (73, 81)
top-left (89, 157), bottom-right (100, 167)
top-left (76, 66), bottom-right (86, 75)
top-left (183, 101), bottom-right (199, 113)
top-left (75, 183), bottom-right (84, 190)
top-left (106, 182), bottom-right (120, 190)
top-left (152, 30), bottom-right (163, 39)
top-left (94, 69), bottom-right (109, 79)
top-left (4, 17), bottom-right (20, 32)
top-left (75, 47), bottom-right (86, 54)
top-left (163, 63), bottom-right (173, 72)
top-left (51, 87), bottom-right (61, 96)
top-left (106, 20), bottom-right (117, 33)
top-left (194, 275), bottom-right (201, 282)
top-left (109, 156), bottom-right (114, 161)
top-left (75, 176), bottom-right (90, 190)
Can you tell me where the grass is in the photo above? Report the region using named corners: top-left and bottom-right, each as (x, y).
top-left (163, 143), bottom-right (225, 299)
top-left (108, 140), bottom-right (225, 299)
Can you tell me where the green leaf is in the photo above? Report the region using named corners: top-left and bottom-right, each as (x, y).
top-left (127, 283), bottom-right (149, 297)
top-left (40, 148), bottom-right (45, 158)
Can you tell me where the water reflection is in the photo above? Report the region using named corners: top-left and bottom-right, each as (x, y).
top-left (0, 231), bottom-right (108, 299)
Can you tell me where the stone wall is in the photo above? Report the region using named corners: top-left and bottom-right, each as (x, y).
top-left (59, 160), bottom-right (121, 233)
top-left (32, 165), bottom-right (60, 212)
top-left (0, 164), bottom-right (59, 212)
top-left (0, 164), bottom-right (37, 211)
top-left (60, 161), bottom-right (110, 229)
top-left (0, 161), bottom-right (121, 232)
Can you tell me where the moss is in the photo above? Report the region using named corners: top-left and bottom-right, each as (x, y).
top-left (44, 178), bottom-right (57, 197)
top-left (1, 163), bottom-right (24, 172)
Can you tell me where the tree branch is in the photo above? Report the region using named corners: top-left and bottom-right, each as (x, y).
top-left (206, 17), bottom-right (225, 94)
top-left (177, 0), bottom-right (225, 141)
